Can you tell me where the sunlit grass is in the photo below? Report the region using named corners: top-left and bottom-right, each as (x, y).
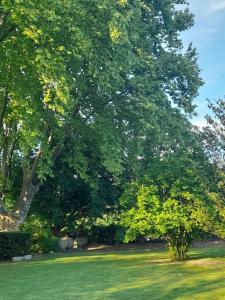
top-left (1, 247), bottom-right (225, 299)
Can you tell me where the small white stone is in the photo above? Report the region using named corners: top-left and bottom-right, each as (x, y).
top-left (74, 237), bottom-right (88, 248)
top-left (23, 255), bottom-right (32, 260)
top-left (12, 256), bottom-right (24, 262)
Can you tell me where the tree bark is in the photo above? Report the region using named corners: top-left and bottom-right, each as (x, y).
top-left (10, 145), bottom-right (61, 229)
top-left (0, 211), bottom-right (19, 231)
top-left (13, 180), bottom-right (41, 226)
top-left (0, 181), bottom-right (41, 232)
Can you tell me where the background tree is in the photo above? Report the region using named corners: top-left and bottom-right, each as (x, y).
top-left (202, 99), bottom-right (225, 236)
top-left (203, 99), bottom-right (225, 167)
top-left (30, 151), bottom-right (121, 236)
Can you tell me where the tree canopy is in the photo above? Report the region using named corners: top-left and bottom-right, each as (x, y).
top-left (0, 0), bottom-right (204, 241)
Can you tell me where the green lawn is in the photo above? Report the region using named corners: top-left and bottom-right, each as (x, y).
top-left (1, 247), bottom-right (225, 299)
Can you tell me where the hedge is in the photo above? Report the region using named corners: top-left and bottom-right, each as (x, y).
top-left (88, 224), bottom-right (124, 244)
top-left (0, 232), bottom-right (31, 260)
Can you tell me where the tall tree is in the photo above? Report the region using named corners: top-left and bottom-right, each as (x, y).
top-left (0, 0), bottom-right (202, 230)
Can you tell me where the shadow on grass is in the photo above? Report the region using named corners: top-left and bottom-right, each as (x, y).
top-left (1, 247), bottom-right (225, 299)
top-left (190, 246), bottom-right (225, 260)
top-left (107, 274), bottom-right (225, 300)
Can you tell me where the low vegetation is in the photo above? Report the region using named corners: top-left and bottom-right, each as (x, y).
top-left (0, 232), bottom-right (31, 260)
top-left (1, 246), bottom-right (225, 299)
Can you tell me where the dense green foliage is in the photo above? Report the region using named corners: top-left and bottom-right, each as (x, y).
top-left (119, 127), bottom-right (225, 260)
top-left (120, 181), bottom-right (218, 260)
top-left (0, 0), bottom-right (203, 230)
top-left (204, 99), bottom-right (225, 165)
top-left (88, 224), bottom-right (119, 244)
top-left (29, 156), bottom-right (121, 236)
top-left (22, 215), bottom-right (59, 253)
top-left (1, 0), bottom-right (224, 266)
top-left (0, 232), bottom-right (31, 259)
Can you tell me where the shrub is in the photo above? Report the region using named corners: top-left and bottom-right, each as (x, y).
top-left (88, 224), bottom-right (119, 244)
top-left (120, 183), bottom-right (218, 261)
top-left (22, 215), bottom-right (59, 253)
top-left (0, 232), bottom-right (31, 260)
top-left (167, 231), bottom-right (192, 261)
top-left (37, 236), bottom-right (59, 253)
top-left (22, 215), bottom-right (52, 240)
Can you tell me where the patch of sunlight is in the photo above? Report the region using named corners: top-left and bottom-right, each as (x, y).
top-left (185, 258), bottom-right (225, 267)
top-left (41, 250), bottom-right (166, 265)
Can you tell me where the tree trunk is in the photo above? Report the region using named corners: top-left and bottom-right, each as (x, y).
top-left (0, 140), bottom-right (62, 232)
top-left (13, 180), bottom-right (41, 227)
top-left (0, 179), bottom-right (41, 232)
top-left (0, 212), bottom-right (19, 231)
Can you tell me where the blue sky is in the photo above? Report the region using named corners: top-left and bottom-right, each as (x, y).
top-left (181, 0), bottom-right (225, 127)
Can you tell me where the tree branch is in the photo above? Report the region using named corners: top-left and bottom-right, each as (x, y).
top-left (0, 85), bottom-right (9, 136)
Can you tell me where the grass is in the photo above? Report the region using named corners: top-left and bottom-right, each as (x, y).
top-left (1, 247), bottom-right (225, 299)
